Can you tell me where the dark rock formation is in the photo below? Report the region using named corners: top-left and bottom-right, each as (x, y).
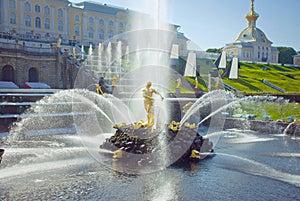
top-left (0, 149), bottom-right (4, 164)
top-left (100, 122), bottom-right (214, 165)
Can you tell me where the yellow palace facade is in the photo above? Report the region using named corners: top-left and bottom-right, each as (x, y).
top-left (0, 0), bottom-right (188, 53)
top-left (0, 0), bottom-right (129, 45)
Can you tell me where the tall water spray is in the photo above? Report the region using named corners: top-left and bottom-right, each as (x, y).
top-left (106, 42), bottom-right (112, 73)
top-left (116, 41), bottom-right (122, 75)
top-left (97, 43), bottom-right (102, 78)
top-left (70, 0), bottom-right (225, 173)
top-left (126, 0), bottom-right (175, 168)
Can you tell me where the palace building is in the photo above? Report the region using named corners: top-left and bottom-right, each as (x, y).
top-left (223, 0), bottom-right (279, 63)
top-left (0, 0), bottom-right (188, 52)
top-left (0, 0), bottom-right (189, 89)
top-left (294, 54), bottom-right (300, 66)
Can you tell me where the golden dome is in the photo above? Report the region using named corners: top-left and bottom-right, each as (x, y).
top-left (246, 0), bottom-right (259, 27)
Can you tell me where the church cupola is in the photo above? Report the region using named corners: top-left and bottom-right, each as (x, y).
top-left (245, 0), bottom-right (259, 27)
top-left (223, 0), bottom-right (279, 63)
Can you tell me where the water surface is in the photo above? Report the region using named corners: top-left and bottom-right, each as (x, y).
top-left (0, 131), bottom-right (299, 201)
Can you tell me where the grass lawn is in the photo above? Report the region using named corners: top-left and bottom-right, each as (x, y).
top-left (181, 62), bottom-right (300, 121)
top-left (234, 101), bottom-right (299, 121)
top-left (221, 62), bottom-right (300, 94)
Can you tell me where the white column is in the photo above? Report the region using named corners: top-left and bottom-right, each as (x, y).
top-left (252, 46), bottom-right (257, 62)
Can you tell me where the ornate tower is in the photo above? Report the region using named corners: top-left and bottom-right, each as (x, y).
top-left (246, 0), bottom-right (259, 27)
top-left (223, 0), bottom-right (279, 63)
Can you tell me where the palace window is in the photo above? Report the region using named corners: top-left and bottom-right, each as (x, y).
top-left (10, 13), bottom-right (16, 24)
top-left (2, 65), bottom-right (14, 82)
top-left (89, 17), bottom-right (94, 24)
top-left (24, 2), bottom-right (31, 12)
top-left (44, 18), bottom-right (50, 29)
top-left (35, 17), bottom-right (41, 28)
top-left (35, 4), bottom-right (41, 13)
top-left (58, 9), bottom-right (63, 18)
top-left (25, 15), bottom-right (31, 27)
top-left (108, 30), bottom-right (114, 38)
top-left (88, 27), bottom-right (94, 38)
top-left (109, 20), bottom-right (114, 27)
top-left (99, 19), bottom-right (104, 26)
top-left (44, 6), bottom-right (50, 16)
top-left (58, 20), bottom-right (64, 31)
top-left (9, 0), bottom-right (16, 9)
top-left (99, 29), bottom-right (104, 39)
top-left (75, 15), bottom-right (80, 22)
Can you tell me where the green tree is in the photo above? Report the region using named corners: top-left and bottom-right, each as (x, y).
top-left (206, 48), bottom-right (223, 54)
top-left (276, 47), bottom-right (297, 64)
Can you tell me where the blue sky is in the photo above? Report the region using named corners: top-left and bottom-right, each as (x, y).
top-left (70, 0), bottom-right (300, 52)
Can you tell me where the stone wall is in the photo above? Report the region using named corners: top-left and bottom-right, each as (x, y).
top-left (0, 47), bottom-right (78, 89)
top-left (224, 118), bottom-right (288, 134)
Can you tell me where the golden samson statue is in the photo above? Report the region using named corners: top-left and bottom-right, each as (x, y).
top-left (142, 82), bottom-right (164, 126)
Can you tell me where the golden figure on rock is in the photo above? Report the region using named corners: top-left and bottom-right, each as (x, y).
top-left (73, 47), bottom-right (76, 60)
top-left (176, 77), bottom-right (181, 89)
top-left (142, 82), bottom-right (164, 126)
top-left (112, 75), bottom-right (118, 93)
top-left (96, 84), bottom-right (104, 95)
top-left (57, 38), bottom-right (61, 48)
top-left (195, 77), bottom-right (198, 89)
